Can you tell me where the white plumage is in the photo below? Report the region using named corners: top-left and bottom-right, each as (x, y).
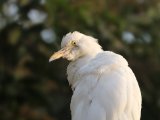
top-left (49, 31), bottom-right (142, 120)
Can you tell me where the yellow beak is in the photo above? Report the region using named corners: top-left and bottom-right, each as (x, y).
top-left (49, 46), bottom-right (72, 62)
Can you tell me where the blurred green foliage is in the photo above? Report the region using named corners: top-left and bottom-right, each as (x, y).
top-left (0, 0), bottom-right (160, 120)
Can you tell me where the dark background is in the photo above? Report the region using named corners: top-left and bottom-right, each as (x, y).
top-left (0, 0), bottom-right (160, 120)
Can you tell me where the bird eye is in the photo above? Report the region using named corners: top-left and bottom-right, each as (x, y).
top-left (71, 41), bottom-right (76, 46)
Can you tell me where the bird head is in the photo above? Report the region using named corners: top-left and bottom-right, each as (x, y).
top-left (49, 31), bottom-right (102, 62)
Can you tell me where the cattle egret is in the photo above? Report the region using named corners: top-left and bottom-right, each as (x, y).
top-left (49, 31), bottom-right (142, 120)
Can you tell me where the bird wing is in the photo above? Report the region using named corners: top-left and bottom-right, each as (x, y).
top-left (70, 51), bottom-right (141, 120)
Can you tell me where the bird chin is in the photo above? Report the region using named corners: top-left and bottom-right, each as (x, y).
top-left (66, 57), bottom-right (74, 61)
top-left (62, 56), bottom-right (74, 61)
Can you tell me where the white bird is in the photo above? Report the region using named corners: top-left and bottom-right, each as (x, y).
top-left (49, 31), bottom-right (142, 120)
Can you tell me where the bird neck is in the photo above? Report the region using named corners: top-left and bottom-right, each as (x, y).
top-left (67, 49), bottom-right (103, 88)
top-left (74, 48), bottom-right (103, 66)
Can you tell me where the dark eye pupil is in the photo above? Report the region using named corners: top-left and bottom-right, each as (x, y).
top-left (72, 41), bottom-right (76, 45)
